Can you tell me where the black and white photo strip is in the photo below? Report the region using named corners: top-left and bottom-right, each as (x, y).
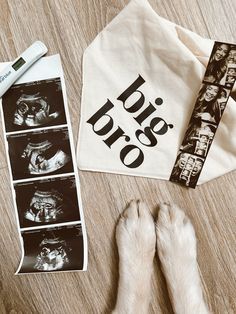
top-left (192, 83), bottom-right (231, 124)
top-left (180, 120), bottom-right (217, 158)
top-left (170, 83), bottom-right (230, 187)
top-left (169, 152), bottom-right (204, 187)
top-left (1, 78), bottom-right (67, 132)
top-left (204, 42), bottom-right (236, 88)
top-left (180, 83), bottom-right (231, 156)
top-left (14, 175), bottom-right (81, 228)
top-left (19, 224), bottom-right (84, 273)
top-left (7, 127), bottom-right (73, 180)
top-left (170, 41), bottom-right (236, 188)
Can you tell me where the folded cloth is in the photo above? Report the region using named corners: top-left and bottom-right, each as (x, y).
top-left (77, 0), bottom-right (236, 184)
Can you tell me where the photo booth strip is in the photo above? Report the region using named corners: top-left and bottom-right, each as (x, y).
top-left (0, 55), bottom-right (87, 274)
top-left (170, 41), bottom-right (236, 188)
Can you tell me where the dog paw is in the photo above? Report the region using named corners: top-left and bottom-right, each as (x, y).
top-left (113, 202), bottom-right (156, 314)
top-left (116, 200), bottom-right (156, 270)
top-left (156, 202), bottom-right (196, 265)
top-left (156, 203), bottom-right (209, 314)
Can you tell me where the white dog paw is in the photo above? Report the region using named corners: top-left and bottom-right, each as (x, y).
top-left (156, 203), bottom-right (209, 314)
top-left (156, 202), bottom-right (196, 265)
top-left (114, 201), bottom-right (156, 314)
top-left (116, 200), bottom-right (156, 269)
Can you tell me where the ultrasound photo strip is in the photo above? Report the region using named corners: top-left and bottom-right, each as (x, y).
top-left (0, 58), bottom-right (87, 274)
top-left (170, 41), bottom-right (236, 188)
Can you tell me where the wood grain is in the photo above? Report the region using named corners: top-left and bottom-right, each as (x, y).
top-left (0, 0), bottom-right (236, 313)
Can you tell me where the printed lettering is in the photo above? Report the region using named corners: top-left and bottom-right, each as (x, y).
top-left (103, 126), bottom-right (130, 148)
top-left (120, 145), bottom-right (144, 168)
top-left (87, 99), bottom-right (114, 135)
top-left (117, 75), bottom-right (146, 113)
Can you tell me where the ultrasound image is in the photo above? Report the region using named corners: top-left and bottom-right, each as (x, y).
top-left (2, 78), bottom-right (67, 132)
top-left (7, 127), bottom-right (73, 180)
top-left (14, 175), bottom-right (81, 227)
top-left (19, 224), bottom-right (84, 273)
top-left (0, 59), bottom-right (86, 275)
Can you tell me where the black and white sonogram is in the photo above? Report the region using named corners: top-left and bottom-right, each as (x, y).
top-left (19, 224), bottom-right (84, 273)
top-left (2, 78), bottom-right (67, 132)
top-left (170, 152), bottom-right (204, 188)
top-left (181, 120), bottom-right (217, 158)
top-left (7, 127), bottom-right (73, 180)
top-left (14, 176), bottom-right (80, 228)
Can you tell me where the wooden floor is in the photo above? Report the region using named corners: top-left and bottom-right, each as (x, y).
top-left (0, 0), bottom-right (236, 313)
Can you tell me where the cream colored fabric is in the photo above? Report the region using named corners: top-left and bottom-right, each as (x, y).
top-left (77, 0), bottom-right (236, 185)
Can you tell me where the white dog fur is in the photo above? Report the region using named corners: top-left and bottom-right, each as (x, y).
top-left (112, 200), bottom-right (209, 314)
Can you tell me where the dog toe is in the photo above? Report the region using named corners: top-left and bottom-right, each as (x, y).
top-left (138, 200), bottom-right (152, 218)
top-left (122, 200), bottom-right (139, 219)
